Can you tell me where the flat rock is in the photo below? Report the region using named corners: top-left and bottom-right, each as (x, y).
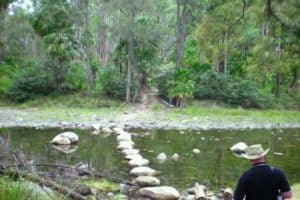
top-left (125, 154), bottom-right (143, 160)
top-left (139, 186), bottom-right (180, 200)
top-left (51, 132), bottom-right (78, 145)
top-left (117, 134), bottom-right (132, 141)
top-left (129, 158), bottom-right (149, 167)
top-left (130, 166), bottom-right (156, 176)
top-left (192, 149), bottom-right (200, 154)
top-left (135, 176), bottom-right (160, 187)
top-left (122, 149), bottom-right (139, 155)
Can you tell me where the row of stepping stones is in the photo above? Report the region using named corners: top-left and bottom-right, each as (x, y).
top-left (113, 126), bottom-right (181, 200)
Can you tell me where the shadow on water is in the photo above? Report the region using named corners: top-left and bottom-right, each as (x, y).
top-left (133, 128), bottom-right (300, 190)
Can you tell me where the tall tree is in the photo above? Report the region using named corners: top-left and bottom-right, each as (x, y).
top-left (175, 0), bottom-right (188, 68)
top-left (84, 0), bottom-right (93, 96)
top-left (0, 0), bottom-right (16, 63)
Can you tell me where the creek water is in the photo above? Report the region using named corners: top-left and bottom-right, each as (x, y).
top-left (0, 127), bottom-right (299, 192)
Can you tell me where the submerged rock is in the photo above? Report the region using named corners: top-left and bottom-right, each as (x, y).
top-left (192, 149), bottom-right (200, 154)
top-left (139, 186), bottom-right (180, 200)
top-left (135, 176), bottom-right (160, 187)
top-left (130, 166), bottom-right (156, 176)
top-left (171, 153), bottom-right (179, 160)
top-left (51, 131), bottom-right (78, 145)
top-left (157, 153), bottom-right (167, 162)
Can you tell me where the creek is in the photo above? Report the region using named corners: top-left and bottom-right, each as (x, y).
top-left (0, 127), bottom-right (299, 192)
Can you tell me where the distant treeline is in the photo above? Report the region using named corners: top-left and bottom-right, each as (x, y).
top-left (0, 0), bottom-right (299, 108)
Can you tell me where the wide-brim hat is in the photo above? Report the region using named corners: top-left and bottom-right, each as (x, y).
top-left (241, 144), bottom-right (269, 160)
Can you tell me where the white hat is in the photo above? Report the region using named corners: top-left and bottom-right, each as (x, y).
top-left (241, 144), bottom-right (270, 160)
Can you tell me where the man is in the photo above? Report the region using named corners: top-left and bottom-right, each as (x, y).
top-left (234, 144), bottom-right (292, 200)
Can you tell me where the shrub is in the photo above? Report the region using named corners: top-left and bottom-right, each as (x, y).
top-left (167, 67), bottom-right (195, 106)
top-left (154, 67), bottom-right (175, 97)
top-left (8, 67), bottom-right (55, 102)
top-left (194, 70), bottom-right (226, 100)
top-left (99, 67), bottom-right (126, 100)
top-left (60, 63), bottom-right (86, 93)
top-left (0, 63), bottom-right (14, 97)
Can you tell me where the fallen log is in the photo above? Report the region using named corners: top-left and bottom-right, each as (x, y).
top-left (194, 183), bottom-right (207, 200)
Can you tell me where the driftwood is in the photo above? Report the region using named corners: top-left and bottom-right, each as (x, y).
top-left (2, 170), bottom-right (88, 200)
top-left (223, 187), bottom-right (233, 200)
top-left (194, 183), bottom-right (207, 200)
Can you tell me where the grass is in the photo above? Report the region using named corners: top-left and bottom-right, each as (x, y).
top-left (158, 101), bottom-right (300, 124)
top-left (0, 95), bottom-right (299, 125)
top-left (0, 177), bottom-right (58, 200)
top-left (84, 179), bottom-right (120, 192)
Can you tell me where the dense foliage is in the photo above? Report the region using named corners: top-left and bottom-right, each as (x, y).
top-left (0, 0), bottom-right (299, 108)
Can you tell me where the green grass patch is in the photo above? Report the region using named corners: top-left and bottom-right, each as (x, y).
top-left (159, 101), bottom-right (300, 124)
top-left (84, 179), bottom-right (120, 192)
top-left (0, 176), bottom-right (57, 200)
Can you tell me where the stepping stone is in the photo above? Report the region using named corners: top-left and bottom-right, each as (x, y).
top-left (125, 154), bottom-right (143, 160)
top-left (130, 166), bottom-right (156, 176)
top-left (135, 176), bottom-right (160, 187)
top-left (128, 158), bottom-right (149, 167)
top-left (139, 186), bottom-right (180, 200)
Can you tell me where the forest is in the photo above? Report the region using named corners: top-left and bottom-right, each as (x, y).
top-left (0, 0), bottom-right (299, 108)
top-left (0, 1), bottom-right (300, 199)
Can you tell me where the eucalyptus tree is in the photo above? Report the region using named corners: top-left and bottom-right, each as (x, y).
top-left (0, 0), bottom-right (16, 63)
top-left (31, 0), bottom-right (78, 91)
top-left (197, 0), bottom-right (249, 77)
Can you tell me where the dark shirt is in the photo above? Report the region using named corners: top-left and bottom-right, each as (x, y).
top-left (234, 162), bottom-right (291, 200)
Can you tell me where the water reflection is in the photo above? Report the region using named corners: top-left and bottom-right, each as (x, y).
top-left (134, 128), bottom-right (300, 190)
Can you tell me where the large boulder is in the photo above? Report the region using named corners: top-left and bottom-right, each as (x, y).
top-left (51, 132), bottom-right (78, 145)
top-left (130, 166), bottom-right (156, 176)
top-left (135, 176), bottom-right (160, 187)
top-left (128, 158), bottom-right (149, 167)
top-left (139, 186), bottom-right (180, 200)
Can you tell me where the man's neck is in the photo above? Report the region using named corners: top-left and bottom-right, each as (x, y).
top-left (250, 157), bottom-right (266, 166)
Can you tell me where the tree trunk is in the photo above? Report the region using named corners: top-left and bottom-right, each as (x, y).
top-left (224, 28), bottom-right (228, 78)
top-left (0, 7), bottom-right (6, 63)
top-left (274, 72), bottom-right (281, 97)
top-left (175, 0), bottom-right (187, 68)
top-left (85, 0), bottom-right (93, 96)
top-left (289, 67), bottom-right (299, 96)
top-left (126, 13), bottom-right (135, 103)
top-left (96, 2), bottom-right (107, 64)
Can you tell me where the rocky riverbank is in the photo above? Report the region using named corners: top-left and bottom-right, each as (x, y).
top-left (0, 107), bottom-right (300, 131)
